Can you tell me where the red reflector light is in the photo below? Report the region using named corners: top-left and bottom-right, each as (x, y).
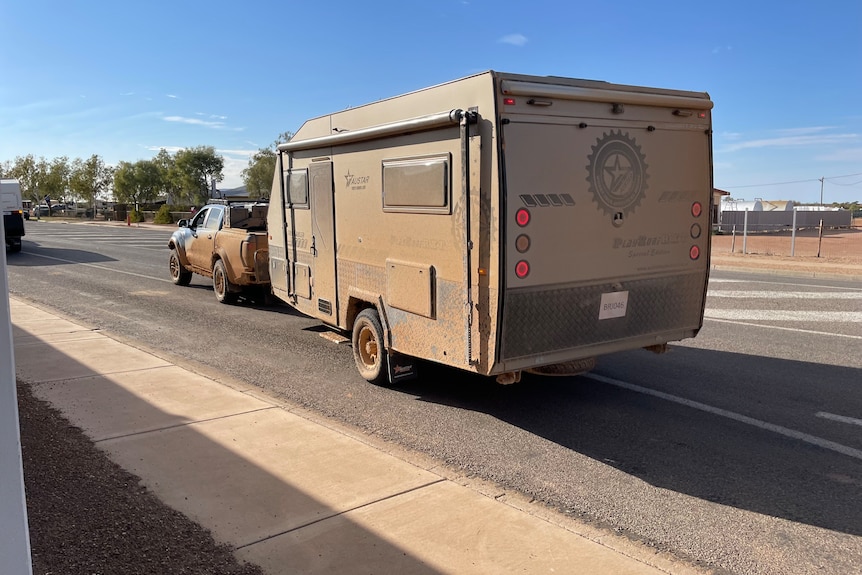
top-left (690, 245), bottom-right (700, 260)
top-left (504, 97), bottom-right (516, 105)
top-left (698, 112), bottom-right (706, 119)
top-left (515, 260), bottom-right (530, 278)
top-left (691, 202), bottom-right (702, 218)
top-left (515, 208), bottom-right (530, 227)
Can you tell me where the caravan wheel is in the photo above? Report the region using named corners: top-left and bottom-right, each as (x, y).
top-left (352, 308), bottom-right (387, 385)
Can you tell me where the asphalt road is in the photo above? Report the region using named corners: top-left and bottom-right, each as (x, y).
top-left (7, 220), bottom-right (862, 575)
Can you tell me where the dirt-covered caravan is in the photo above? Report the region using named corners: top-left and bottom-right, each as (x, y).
top-left (268, 71), bottom-right (713, 384)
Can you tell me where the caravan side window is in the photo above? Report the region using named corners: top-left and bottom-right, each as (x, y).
top-left (382, 154), bottom-right (450, 214)
top-left (285, 169), bottom-right (309, 207)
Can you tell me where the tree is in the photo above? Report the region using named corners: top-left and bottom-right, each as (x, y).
top-left (7, 155), bottom-right (42, 203)
top-left (174, 146), bottom-right (224, 205)
top-left (242, 131), bottom-right (293, 199)
top-left (40, 156), bottom-right (71, 204)
top-left (113, 160), bottom-right (161, 208)
top-left (70, 155), bottom-right (113, 217)
top-left (153, 148), bottom-right (182, 204)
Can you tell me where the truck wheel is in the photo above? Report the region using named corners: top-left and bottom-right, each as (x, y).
top-left (352, 308), bottom-right (388, 385)
top-left (8, 240), bottom-right (22, 253)
top-left (213, 259), bottom-right (238, 304)
top-left (169, 248), bottom-right (192, 286)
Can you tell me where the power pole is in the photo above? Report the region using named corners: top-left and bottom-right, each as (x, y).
top-left (819, 177), bottom-right (825, 207)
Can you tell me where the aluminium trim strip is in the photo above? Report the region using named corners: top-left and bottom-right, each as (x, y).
top-left (500, 80), bottom-right (714, 110)
top-left (277, 109), bottom-right (464, 152)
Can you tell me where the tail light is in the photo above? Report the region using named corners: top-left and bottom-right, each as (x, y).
top-left (514, 208), bottom-right (531, 278)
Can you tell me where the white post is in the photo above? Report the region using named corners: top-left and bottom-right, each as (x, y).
top-left (743, 209), bottom-right (749, 254)
top-left (791, 208), bottom-right (798, 257)
top-left (0, 217), bottom-right (33, 575)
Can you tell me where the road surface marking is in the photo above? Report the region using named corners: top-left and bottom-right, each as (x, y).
top-left (702, 317), bottom-right (862, 340)
top-left (703, 309), bottom-right (862, 322)
top-left (708, 290), bottom-right (862, 299)
top-left (23, 252), bottom-right (172, 283)
top-left (709, 278), bottom-right (862, 291)
top-left (816, 412), bottom-right (862, 428)
top-left (585, 373), bottom-right (862, 462)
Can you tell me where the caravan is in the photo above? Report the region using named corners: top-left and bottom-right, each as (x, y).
top-left (267, 71), bottom-right (713, 384)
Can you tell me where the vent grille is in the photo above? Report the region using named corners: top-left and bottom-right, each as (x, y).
top-left (318, 298), bottom-right (333, 315)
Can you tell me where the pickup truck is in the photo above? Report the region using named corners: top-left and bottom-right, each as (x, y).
top-left (168, 202), bottom-right (270, 303)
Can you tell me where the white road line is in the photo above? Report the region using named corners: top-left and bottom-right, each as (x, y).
top-left (708, 291), bottom-right (862, 299)
top-left (23, 252), bottom-right (172, 284)
top-left (585, 373), bottom-right (862, 462)
top-left (703, 309), bottom-right (862, 322)
top-left (709, 278), bottom-right (862, 291)
top-left (816, 412), bottom-right (862, 428)
top-left (702, 317), bottom-right (862, 340)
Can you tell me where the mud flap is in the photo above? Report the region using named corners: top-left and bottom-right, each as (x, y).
top-left (387, 352), bottom-right (418, 385)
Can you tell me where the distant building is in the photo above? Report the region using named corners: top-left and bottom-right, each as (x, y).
top-left (712, 188), bottom-right (730, 225)
top-left (217, 186), bottom-right (250, 202)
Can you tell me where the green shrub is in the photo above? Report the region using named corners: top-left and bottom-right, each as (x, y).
top-left (153, 205), bottom-right (173, 224)
top-left (129, 209), bottom-right (144, 223)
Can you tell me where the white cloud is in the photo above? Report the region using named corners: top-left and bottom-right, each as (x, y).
top-left (217, 148), bottom-right (257, 157)
top-left (166, 94), bottom-right (179, 99)
top-left (815, 147), bottom-right (862, 162)
top-left (721, 133), bottom-right (859, 153)
top-left (219, 153), bottom-right (253, 189)
top-left (499, 33), bottom-right (527, 47)
top-left (774, 126), bottom-right (837, 136)
top-left (163, 115), bottom-right (226, 129)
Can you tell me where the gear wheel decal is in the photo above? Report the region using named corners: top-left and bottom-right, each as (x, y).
top-left (586, 131), bottom-right (649, 217)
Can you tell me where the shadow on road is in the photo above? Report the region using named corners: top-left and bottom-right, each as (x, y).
top-left (5, 242), bottom-right (117, 266)
top-left (404, 347), bottom-right (862, 537)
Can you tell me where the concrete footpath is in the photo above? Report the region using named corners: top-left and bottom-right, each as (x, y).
top-left (10, 296), bottom-right (709, 575)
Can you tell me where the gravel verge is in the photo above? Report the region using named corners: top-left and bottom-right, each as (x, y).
top-left (17, 380), bottom-right (264, 575)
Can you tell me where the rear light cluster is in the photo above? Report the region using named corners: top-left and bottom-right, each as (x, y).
top-left (515, 208), bottom-right (531, 278)
top-left (690, 201), bottom-right (703, 260)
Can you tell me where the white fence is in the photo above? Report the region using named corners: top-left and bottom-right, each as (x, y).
top-left (715, 209), bottom-right (852, 233)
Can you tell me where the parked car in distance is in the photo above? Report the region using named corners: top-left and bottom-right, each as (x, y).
top-left (31, 204), bottom-right (65, 217)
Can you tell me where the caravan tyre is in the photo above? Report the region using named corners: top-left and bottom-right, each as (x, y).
top-left (352, 308), bottom-right (388, 385)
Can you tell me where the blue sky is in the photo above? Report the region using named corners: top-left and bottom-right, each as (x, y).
top-left (1, 0), bottom-right (860, 203)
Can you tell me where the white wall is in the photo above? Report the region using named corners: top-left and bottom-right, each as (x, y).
top-left (0, 216), bottom-right (33, 575)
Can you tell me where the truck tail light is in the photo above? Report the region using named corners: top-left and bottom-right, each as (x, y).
top-left (515, 260), bottom-right (530, 278)
top-left (516, 208), bottom-right (530, 227)
top-left (241, 238), bottom-right (256, 268)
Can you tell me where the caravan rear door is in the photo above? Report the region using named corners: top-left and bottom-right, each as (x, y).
top-left (497, 80), bottom-right (713, 365)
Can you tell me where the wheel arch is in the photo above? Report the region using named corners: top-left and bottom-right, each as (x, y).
top-left (168, 234), bottom-right (192, 268)
top-left (345, 295), bottom-right (392, 351)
